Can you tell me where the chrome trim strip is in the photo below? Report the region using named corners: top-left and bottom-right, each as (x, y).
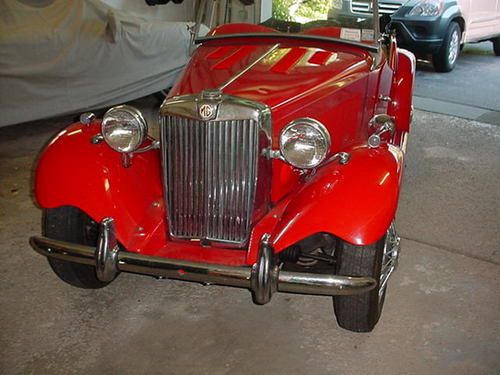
top-left (160, 93), bottom-right (270, 124)
top-left (374, 0), bottom-right (380, 44)
top-left (30, 234), bottom-right (377, 298)
top-left (218, 43), bottom-right (280, 90)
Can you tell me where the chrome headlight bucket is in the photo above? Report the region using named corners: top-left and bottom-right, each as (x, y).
top-left (101, 105), bottom-right (147, 153)
top-left (279, 118), bottom-right (331, 169)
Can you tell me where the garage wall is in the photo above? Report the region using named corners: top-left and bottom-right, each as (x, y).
top-left (217, 0), bottom-right (272, 24)
top-left (102, 1), bottom-right (272, 24)
top-left (261, 0), bottom-right (272, 21)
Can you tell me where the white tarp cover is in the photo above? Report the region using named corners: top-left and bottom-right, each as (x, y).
top-left (0, 0), bottom-right (195, 127)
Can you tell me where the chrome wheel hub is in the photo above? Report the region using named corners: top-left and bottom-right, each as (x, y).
top-left (379, 222), bottom-right (400, 299)
top-left (449, 30), bottom-right (459, 65)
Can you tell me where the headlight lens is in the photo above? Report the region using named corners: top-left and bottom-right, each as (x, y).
top-left (279, 118), bottom-right (331, 169)
top-left (407, 0), bottom-right (444, 17)
top-left (101, 105), bottom-right (147, 153)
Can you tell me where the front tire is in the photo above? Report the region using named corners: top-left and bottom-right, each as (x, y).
top-left (43, 206), bottom-right (112, 289)
top-left (433, 21), bottom-right (461, 72)
top-left (334, 224), bottom-right (399, 332)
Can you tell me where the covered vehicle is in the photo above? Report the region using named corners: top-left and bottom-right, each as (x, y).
top-left (30, 0), bottom-right (415, 332)
top-left (0, 0), bottom-right (196, 127)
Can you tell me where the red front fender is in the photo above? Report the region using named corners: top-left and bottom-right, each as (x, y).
top-left (35, 122), bottom-right (404, 264)
top-left (34, 122), bottom-right (167, 252)
top-left (271, 145), bottom-right (404, 251)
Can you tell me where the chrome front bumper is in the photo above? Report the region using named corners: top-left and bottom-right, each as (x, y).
top-left (29, 218), bottom-right (376, 304)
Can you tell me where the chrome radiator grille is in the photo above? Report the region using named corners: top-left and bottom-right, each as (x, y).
top-left (161, 115), bottom-right (261, 245)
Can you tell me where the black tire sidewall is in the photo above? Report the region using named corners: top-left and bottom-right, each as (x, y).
top-left (333, 236), bottom-right (386, 332)
top-left (493, 37), bottom-right (500, 56)
top-left (43, 206), bottom-right (110, 289)
top-left (433, 22), bottom-right (461, 72)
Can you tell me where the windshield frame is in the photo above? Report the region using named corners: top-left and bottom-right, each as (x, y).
top-left (194, 0), bottom-right (381, 52)
top-left (195, 32), bottom-right (379, 53)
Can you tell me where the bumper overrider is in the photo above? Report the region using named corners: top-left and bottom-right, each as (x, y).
top-left (29, 217), bottom-right (377, 304)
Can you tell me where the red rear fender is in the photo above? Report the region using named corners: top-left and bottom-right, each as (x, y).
top-left (271, 145), bottom-right (404, 251)
top-left (389, 49), bottom-right (416, 132)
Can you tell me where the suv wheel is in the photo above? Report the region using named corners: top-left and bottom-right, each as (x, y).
top-left (433, 21), bottom-right (461, 72)
top-left (493, 37), bottom-right (500, 56)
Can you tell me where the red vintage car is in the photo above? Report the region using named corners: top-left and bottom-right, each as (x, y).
top-left (30, 0), bottom-right (415, 332)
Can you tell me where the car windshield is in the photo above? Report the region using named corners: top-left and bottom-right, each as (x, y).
top-left (195, 0), bottom-right (379, 47)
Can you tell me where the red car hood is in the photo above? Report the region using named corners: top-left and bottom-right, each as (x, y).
top-left (170, 32), bottom-right (374, 115)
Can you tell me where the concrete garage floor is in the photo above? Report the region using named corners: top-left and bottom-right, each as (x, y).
top-left (0, 101), bottom-right (499, 374)
top-left (414, 42), bottom-right (500, 126)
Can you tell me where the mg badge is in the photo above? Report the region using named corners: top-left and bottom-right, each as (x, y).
top-left (199, 103), bottom-right (215, 120)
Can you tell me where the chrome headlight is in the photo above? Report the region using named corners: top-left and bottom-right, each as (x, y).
top-left (101, 105), bottom-right (147, 153)
top-left (279, 118), bottom-right (331, 169)
top-left (407, 0), bottom-right (444, 17)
